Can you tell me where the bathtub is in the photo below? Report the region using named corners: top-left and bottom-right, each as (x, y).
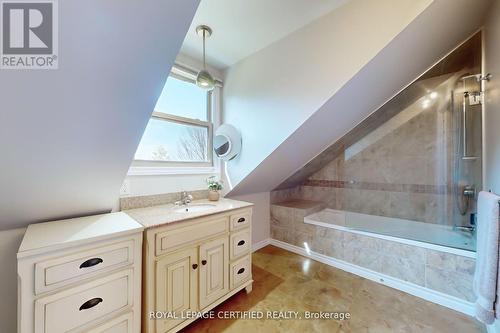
top-left (304, 209), bottom-right (476, 254)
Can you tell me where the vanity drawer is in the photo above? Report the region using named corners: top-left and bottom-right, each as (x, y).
top-left (156, 217), bottom-right (228, 255)
top-left (230, 229), bottom-right (251, 260)
top-left (87, 312), bottom-right (133, 333)
top-left (230, 254), bottom-right (251, 289)
top-left (230, 210), bottom-right (251, 231)
top-left (35, 240), bottom-right (134, 295)
top-left (34, 269), bottom-right (133, 333)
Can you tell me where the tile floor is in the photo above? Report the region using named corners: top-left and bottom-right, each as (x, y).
top-left (182, 245), bottom-right (485, 333)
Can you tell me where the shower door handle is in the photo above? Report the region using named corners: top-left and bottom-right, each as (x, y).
top-left (460, 89), bottom-right (480, 160)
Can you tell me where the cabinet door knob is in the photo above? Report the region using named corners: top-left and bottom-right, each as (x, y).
top-left (192, 264), bottom-right (198, 269)
top-left (237, 217), bottom-right (246, 223)
top-left (79, 297), bottom-right (103, 311)
top-left (79, 258), bottom-right (103, 269)
top-left (237, 240), bottom-right (245, 246)
top-left (237, 268), bottom-right (245, 274)
top-left (201, 260), bottom-right (207, 265)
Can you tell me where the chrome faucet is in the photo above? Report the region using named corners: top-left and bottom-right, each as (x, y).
top-left (175, 191), bottom-right (193, 206)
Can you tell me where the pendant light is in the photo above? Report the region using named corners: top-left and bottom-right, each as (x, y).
top-left (195, 25), bottom-right (215, 91)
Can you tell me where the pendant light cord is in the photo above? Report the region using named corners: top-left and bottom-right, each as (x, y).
top-left (202, 30), bottom-right (207, 70)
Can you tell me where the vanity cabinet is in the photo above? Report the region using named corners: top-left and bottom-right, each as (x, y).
top-left (199, 237), bottom-right (229, 308)
top-left (17, 212), bottom-right (143, 333)
top-left (155, 247), bottom-right (198, 332)
top-left (143, 207), bottom-right (253, 333)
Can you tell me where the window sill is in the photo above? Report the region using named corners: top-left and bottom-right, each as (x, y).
top-left (127, 166), bottom-right (219, 176)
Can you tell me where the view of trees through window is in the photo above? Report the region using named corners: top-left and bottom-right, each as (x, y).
top-left (134, 74), bottom-right (212, 164)
top-left (178, 127), bottom-right (208, 161)
top-left (135, 118), bottom-right (209, 163)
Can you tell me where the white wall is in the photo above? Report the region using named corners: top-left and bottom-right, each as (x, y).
top-left (0, 0), bottom-right (200, 230)
top-left (227, 192), bottom-right (270, 244)
top-left (0, 228), bottom-right (26, 333)
top-left (484, 0), bottom-right (500, 195)
top-left (222, 0), bottom-right (433, 193)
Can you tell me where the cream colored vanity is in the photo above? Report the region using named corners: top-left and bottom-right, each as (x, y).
top-left (16, 198), bottom-right (252, 333)
top-left (17, 212), bottom-right (144, 333)
top-left (126, 199), bottom-right (253, 333)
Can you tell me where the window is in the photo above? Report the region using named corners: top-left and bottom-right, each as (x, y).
top-left (134, 118), bottom-right (210, 163)
top-left (133, 68), bottom-right (217, 170)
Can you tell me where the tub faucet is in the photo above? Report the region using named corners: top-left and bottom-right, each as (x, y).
top-left (175, 191), bottom-right (193, 206)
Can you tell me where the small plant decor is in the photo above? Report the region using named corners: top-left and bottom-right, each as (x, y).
top-left (206, 176), bottom-right (223, 201)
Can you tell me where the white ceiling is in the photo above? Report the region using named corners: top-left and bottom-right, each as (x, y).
top-left (180, 0), bottom-right (348, 69)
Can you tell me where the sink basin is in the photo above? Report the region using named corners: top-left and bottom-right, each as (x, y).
top-left (173, 204), bottom-right (216, 213)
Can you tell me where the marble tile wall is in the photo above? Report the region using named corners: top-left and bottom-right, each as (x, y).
top-left (270, 202), bottom-right (476, 302)
top-left (307, 104), bottom-right (455, 224)
top-left (272, 99), bottom-right (470, 225)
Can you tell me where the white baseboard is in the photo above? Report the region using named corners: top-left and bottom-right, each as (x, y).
top-left (252, 238), bottom-right (271, 252)
top-left (267, 239), bottom-right (475, 316)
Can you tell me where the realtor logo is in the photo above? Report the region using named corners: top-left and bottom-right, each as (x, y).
top-left (1, 0), bottom-right (58, 69)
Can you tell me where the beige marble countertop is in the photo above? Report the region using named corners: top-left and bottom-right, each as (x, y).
top-left (124, 198), bottom-right (253, 229)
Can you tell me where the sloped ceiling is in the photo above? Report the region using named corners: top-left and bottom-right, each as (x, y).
top-left (0, 0), bottom-right (200, 230)
top-left (224, 0), bottom-right (491, 196)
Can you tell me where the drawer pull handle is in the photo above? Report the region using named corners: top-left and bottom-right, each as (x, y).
top-left (79, 297), bottom-right (103, 311)
top-left (237, 240), bottom-right (245, 246)
top-left (192, 264), bottom-right (198, 269)
top-left (237, 268), bottom-right (245, 274)
top-left (201, 260), bottom-right (207, 265)
top-left (79, 258), bottom-right (103, 269)
top-left (237, 217), bottom-right (246, 223)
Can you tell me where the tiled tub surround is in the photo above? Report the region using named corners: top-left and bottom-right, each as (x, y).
top-left (301, 93), bottom-right (461, 225)
top-left (270, 83), bottom-right (482, 233)
top-left (270, 201), bottom-right (476, 307)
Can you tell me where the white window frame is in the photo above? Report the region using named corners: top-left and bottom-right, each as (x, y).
top-left (128, 64), bottom-right (222, 176)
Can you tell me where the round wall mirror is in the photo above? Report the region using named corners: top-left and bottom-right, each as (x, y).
top-left (214, 124), bottom-right (241, 161)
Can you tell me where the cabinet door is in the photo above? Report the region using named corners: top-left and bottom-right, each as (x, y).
top-left (199, 237), bottom-right (229, 309)
top-left (155, 247), bottom-right (198, 333)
